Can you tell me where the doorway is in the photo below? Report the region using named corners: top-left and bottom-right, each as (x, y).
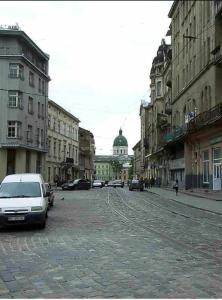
top-left (7, 149), bottom-right (16, 175)
top-left (213, 148), bottom-right (222, 190)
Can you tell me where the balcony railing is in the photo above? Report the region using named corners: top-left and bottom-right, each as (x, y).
top-left (187, 103), bottom-right (222, 132)
top-left (0, 48), bottom-right (47, 74)
top-left (162, 125), bottom-right (187, 144)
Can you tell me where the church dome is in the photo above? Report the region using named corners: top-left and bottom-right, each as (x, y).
top-left (113, 129), bottom-right (128, 147)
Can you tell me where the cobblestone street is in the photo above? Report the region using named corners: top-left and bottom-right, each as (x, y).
top-left (1, 187), bottom-right (222, 298)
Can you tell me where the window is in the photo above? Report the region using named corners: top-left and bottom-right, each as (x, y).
top-left (38, 102), bottom-right (40, 117)
top-left (28, 97), bottom-right (34, 114)
top-left (41, 129), bottom-right (44, 146)
top-left (8, 91), bottom-right (23, 108)
top-left (53, 139), bottom-right (57, 157)
top-left (202, 150), bottom-right (209, 183)
top-left (7, 121), bottom-right (21, 138)
top-left (9, 63), bottom-right (24, 79)
top-left (38, 78), bottom-right (42, 93)
top-left (48, 137), bottom-right (51, 156)
top-left (27, 125), bottom-right (33, 142)
top-left (29, 71), bottom-right (34, 87)
top-left (36, 128), bottom-right (40, 145)
top-left (41, 104), bottom-right (44, 118)
top-left (156, 81), bottom-right (161, 97)
top-left (58, 120), bottom-right (61, 133)
top-left (75, 148), bottom-right (78, 164)
top-left (42, 80), bottom-right (45, 95)
top-left (58, 141), bottom-right (61, 158)
top-left (48, 115), bottom-right (51, 127)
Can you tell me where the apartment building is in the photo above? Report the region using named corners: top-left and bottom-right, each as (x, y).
top-left (0, 25), bottom-right (50, 181)
top-left (140, 40), bottom-right (171, 185)
top-left (79, 127), bottom-right (95, 181)
top-left (132, 140), bottom-right (141, 179)
top-left (168, 0), bottom-right (222, 190)
top-left (46, 100), bottom-right (80, 185)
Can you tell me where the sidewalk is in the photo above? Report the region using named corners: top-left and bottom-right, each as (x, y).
top-left (146, 187), bottom-right (222, 215)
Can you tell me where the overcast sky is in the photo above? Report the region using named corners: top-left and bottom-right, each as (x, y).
top-left (1, 1), bottom-right (172, 155)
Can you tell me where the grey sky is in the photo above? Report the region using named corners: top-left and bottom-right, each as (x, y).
top-left (1, 1), bottom-right (172, 155)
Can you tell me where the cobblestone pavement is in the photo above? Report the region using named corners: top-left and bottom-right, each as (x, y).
top-left (1, 187), bottom-right (222, 298)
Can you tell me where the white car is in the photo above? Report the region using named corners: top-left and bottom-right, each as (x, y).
top-left (92, 180), bottom-right (103, 188)
top-left (0, 173), bottom-right (49, 229)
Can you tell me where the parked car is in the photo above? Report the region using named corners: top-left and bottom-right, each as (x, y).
top-left (45, 183), bottom-right (54, 207)
top-left (61, 179), bottom-right (91, 190)
top-left (101, 180), bottom-right (105, 187)
top-left (0, 173), bottom-right (49, 228)
top-left (113, 180), bottom-right (124, 188)
top-left (107, 181), bottom-right (115, 187)
top-left (92, 180), bottom-right (103, 188)
top-left (129, 179), bottom-right (144, 191)
top-left (61, 180), bottom-right (73, 190)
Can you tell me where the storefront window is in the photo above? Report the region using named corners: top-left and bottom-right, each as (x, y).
top-left (202, 150), bottom-right (209, 183)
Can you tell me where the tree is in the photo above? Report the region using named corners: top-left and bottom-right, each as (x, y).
top-left (110, 159), bottom-right (123, 179)
top-left (128, 158), bottom-right (134, 180)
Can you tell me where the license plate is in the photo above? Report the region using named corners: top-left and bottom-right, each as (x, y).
top-left (8, 216), bottom-right (25, 221)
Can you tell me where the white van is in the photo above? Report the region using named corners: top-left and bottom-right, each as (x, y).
top-left (0, 173), bottom-right (49, 229)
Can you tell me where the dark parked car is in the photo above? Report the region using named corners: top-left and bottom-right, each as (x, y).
top-left (45, 183), bottom-right (55, 207)
top-left (61, 179), bottom-right (91, 190)
top-left (113, 180), bottom-right (124, 188)
top-left (129, 179), bottom-right (144, 191)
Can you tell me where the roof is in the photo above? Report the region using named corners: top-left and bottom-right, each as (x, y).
top-left (48, 99), bottom-right (80, 123)
top-left (2, 173), bottom-right (43, 183)
top-left (0, 28), bottom-right (49, 60)
top-left (113, 129), bottom-right (128, 147)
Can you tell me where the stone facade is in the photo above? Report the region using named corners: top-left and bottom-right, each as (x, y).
top-left (45, 100), bottom-right (80, 185)
top-left (0, 25), bottom-right (50, 181)
top-left (132, 140), bottom-right (141, 179)
top-left (79, 127), bottom-right (95, 181)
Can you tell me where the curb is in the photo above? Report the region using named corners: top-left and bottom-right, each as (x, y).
top-left (145, 189), bottom-right (222, 216)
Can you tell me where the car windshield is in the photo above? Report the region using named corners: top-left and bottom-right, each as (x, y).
top-left (73, 179), bottom-right (79, 184)
top-left (132, 180), bottom-right (139, 183)
top-left (0, 182), bottom-right (41, 198)
top-left (94, 180), bottom-right (101, 183)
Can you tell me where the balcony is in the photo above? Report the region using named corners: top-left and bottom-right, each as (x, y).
top-left (163, 125), bottom-right (187, 144)
top-left (0, 48), bottom-right (48, 75)
top-left (187, 103), bottom-right (222, 132)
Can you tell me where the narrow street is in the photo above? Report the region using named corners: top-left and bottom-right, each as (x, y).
top-left (1, 187), bottom-right (222, 298)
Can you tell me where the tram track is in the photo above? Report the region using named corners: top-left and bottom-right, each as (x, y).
top-left (106, 187), bottom-right (222, 263)
top-left (120, 188), bottom-right (222, 230)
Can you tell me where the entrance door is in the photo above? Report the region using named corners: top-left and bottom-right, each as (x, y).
top-left (7, 149), bottom-right (15, 175)
top-left (213, 148), bottom-right (222, 191)
top-left (213, 163), bottom-right (222, 190)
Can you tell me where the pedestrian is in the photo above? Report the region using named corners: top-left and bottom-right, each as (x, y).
top-left (147, 178), bottom-right (151, 189)
top-left (150, 177), bottom-right (155, 188)
top-left (173, 179), bottom-right (179, 195)
top-left (144, 178), bottom-right (148, 189)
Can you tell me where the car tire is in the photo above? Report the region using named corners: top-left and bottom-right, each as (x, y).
top-left (39, 215), bottom-right (46, 229)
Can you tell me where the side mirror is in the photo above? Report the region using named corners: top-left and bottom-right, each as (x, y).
top-left (45, 191), bottom-right (50, 197)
